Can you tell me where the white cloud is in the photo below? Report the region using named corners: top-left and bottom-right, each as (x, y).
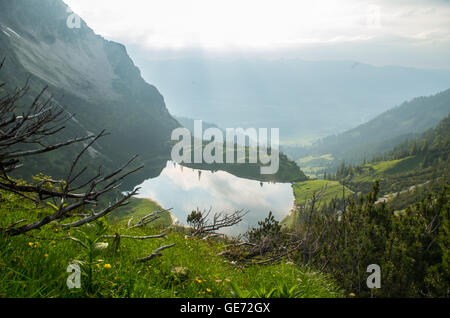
top-left (62, 0), bottom-right (450, 68)
top-left (63, 0), bottom-right (449, 48)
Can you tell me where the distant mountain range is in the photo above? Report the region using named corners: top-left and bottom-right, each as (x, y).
top-left (130, 55), bottom-right (450, 142)
top-left (0, 0), bottom-right (180, 188)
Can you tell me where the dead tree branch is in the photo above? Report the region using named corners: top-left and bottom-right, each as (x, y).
top-left (0, 65), bottom-right (144, 236)
top-left (188, 208), bottom-right (248, 237)
top-left (103, 233), bottom-right (167, 240)
top-left (137, 243), bottom-right (176, 262)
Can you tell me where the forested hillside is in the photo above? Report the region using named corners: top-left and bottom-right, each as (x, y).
top-left (284, 89), bottom-right (450, 177)
top-left (329, 114), bottom-right (449, 210)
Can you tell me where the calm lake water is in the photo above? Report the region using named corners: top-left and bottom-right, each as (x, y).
top-left (134, 161), bottom-right (295, 236)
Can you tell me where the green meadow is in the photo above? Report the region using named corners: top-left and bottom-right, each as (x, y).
top-left (0, 190), bottom-right (342, 298)
top-left (281, 179), bottom-right (353, 228)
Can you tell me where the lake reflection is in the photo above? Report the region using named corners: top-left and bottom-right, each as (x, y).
top-left (135, 161), bottom-right (295, 236)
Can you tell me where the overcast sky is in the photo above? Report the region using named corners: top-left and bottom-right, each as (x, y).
top-left (63, 0), bottom-right (450, 69)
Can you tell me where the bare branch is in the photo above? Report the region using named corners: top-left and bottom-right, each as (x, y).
top-left (189, 208), bottom-right (248, 237)
top-left (137, 243), bottom-right (176, 262)
top-left (60, 189), bottom-right (139, 228)
top-left (103, 233), bottom-right (167, 240)
top-left (128, 208), bottom-right (173, 229)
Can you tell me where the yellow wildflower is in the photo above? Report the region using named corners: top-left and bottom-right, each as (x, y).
top-left (206, 288), bottom-right (212, 293)
top-left (44, 254), bottom-right (48, 258)
top-left (104, 264), bottom-right (112, 269)
top-left (28, 242), bottom-right (33, 247)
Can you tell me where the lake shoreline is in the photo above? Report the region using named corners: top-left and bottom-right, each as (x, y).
top-left (135, 161), bottom-right (295, 235)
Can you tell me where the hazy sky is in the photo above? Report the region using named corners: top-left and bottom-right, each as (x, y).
top-left (63, 0), bottom-right (450, 69)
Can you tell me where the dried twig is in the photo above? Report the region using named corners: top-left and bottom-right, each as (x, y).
top-left (128, 208), bottom-right (173, 229)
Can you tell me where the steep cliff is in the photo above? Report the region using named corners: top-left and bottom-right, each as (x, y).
top-left (0, 0), bottom-right (180, 188)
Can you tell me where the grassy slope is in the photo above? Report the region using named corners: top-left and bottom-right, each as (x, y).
top-left (108, 198), bottom-right (173, 228)
top-left (281, 179), bottom-right (353, 227)
top-left (0, 190), bottom-right (342, 298)
top-left (352, 155), bottom-right (424, 183)
top-left (292, 179), bottom-right (353, 206)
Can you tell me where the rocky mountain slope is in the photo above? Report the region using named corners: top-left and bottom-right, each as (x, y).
top-left (0, 0), bottom-right (180, 188)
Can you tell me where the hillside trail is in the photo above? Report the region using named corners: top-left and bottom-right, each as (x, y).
top-left (375, 180), bottom-right (431, 204)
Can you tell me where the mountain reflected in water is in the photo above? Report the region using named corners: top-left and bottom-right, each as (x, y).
top-left (135, 161), bottom-right (295, 236)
